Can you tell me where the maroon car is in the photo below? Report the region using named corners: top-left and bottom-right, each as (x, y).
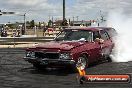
top-left (24, 27), bottom-right (116, 70)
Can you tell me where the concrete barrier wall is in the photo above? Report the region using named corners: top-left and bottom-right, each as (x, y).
top-left (0, 37), bottom-right (55, 48)
top-left (0, 36), bottom-right (55, 43)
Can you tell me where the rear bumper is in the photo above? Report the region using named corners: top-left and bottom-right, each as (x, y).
top-left (23, 57), bottom-right (76, 66)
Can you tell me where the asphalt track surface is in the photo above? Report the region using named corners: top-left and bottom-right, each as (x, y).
top-left (0, 48), bottom-right (132, 88)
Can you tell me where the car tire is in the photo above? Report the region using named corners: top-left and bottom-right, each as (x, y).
top-left (107, 55), bottom-right (112, 62)
top-left (76, 55), bottom-right (88, 70)
top-left (103, 55), bottom-right (112, 62)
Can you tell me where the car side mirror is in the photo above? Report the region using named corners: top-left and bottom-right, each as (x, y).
top-left (95, 38), bottom-right (104, 44)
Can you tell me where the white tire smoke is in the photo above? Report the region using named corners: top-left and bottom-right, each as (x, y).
top-left (107, 10), bottom-right (132, 62)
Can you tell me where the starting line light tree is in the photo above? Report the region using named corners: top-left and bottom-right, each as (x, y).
top-left (0, 10), bottom-right (27, 35)
top-left (0, 10), bottom-right (15, 15)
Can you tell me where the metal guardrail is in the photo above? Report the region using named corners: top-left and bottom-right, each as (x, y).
top-left (0, 37), bottom-right (55, 48)
top-left (0, 37), bottom-right (55, 44)
top-left (0, 48), bottom-right (25, 53)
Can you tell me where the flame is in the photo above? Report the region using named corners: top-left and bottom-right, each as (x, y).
top-left (77, 67), bottom-right (86, 76)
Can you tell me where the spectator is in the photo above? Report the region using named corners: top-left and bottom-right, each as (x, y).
top-left (4, 31), bottom-right (7, 37)
top-left (1, 31), bottom-right (4, 37)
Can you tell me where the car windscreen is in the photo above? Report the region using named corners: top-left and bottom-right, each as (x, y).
top-left (55, 29), bottom-right (93, 42)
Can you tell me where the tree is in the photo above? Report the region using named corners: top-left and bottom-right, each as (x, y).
top-left (48, 20), bottom-right (53, 27)
top-left (38, 22), bottom-right (41, 29)
top-left (26, 21), bottom-right (30, 24)
top-left (30, 20), bottom-right (35, 28)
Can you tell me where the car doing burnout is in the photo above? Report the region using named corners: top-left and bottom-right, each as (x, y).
top-left (24, 27), bottom-right (117, 70)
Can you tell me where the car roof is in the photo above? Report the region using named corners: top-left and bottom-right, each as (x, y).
top-left (65, 26), bottom-right (113, 32)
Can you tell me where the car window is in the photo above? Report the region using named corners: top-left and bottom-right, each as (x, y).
top-left (106, 28), bottom-right (117, 38)
top-left (55, 30), bottom-right (93, 42)
top-left (93, 31), bottom-right (100, 40)
top-left (86, 31), bottom-right (93, 42)
top-left (100, 30), bottom-right (109, 40)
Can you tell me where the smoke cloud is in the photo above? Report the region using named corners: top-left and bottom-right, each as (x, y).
top-left (107, 9), bottom-right (132, 62)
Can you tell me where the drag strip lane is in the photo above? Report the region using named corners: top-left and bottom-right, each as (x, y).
top-left (0, 49), bottom-right (132, 88)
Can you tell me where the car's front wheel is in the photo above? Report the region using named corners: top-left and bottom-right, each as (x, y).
top-left (76, 55), bottom-right (88, 70)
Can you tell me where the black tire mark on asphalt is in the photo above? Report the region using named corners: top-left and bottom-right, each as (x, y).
top-left (0, 50), bottom-right (77, 84)
top-left (0, 50), bottom-right (132, 88)
top-left (0, 51), bottom-right (36, 80)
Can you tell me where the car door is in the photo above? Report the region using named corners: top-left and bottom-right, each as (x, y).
top-left (99, 30), bottom-right (113, 57)
top-left (88, 31), bottom-right (102, 63)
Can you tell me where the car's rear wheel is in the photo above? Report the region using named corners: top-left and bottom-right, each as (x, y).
top-left (106, 55), bottom-right (112, 62)
top-left (103, 55), bottom-right (112, 62)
